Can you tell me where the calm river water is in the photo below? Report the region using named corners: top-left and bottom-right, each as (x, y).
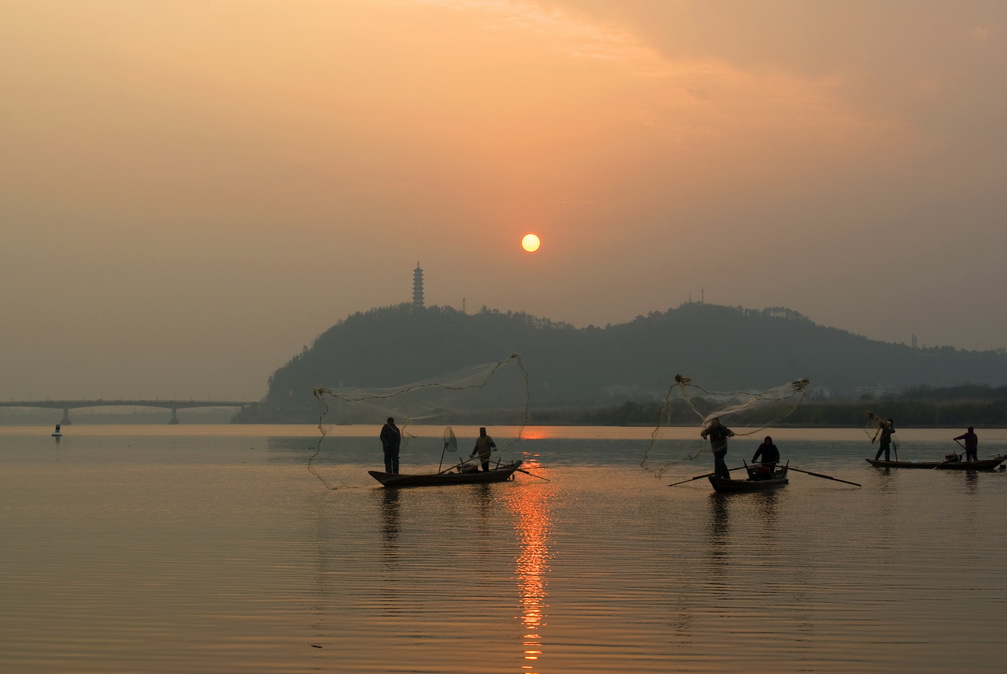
top-left (1, 425), bottom-right (1005, 673)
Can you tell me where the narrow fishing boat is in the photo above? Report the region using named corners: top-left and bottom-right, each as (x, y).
top-left (708, 462), bottom-right (789, 493)
top-left (866, 455), bottom-right (1005, 470)
top-left (368, 460), bottom-right (524, 488)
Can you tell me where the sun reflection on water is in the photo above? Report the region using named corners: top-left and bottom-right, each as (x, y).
top-left (506, 458), bottom-right (552, 673)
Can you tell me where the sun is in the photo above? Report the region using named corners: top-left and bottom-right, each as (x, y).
top-left (521, 233), bottom-right (541, 252)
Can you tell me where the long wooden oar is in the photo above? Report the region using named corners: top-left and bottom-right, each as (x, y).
top-left (932, 457), bottom-right (960, 469)
top-left (668, 465), bottom-right (745, 487)
top-left (788, 466), bottom-right (861, 487)
top-left (513, 465), bottom-right (551, 482)
top-left (438, 449), bottom-right (528, 477)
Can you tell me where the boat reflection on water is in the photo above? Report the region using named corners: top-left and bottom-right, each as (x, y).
top-left (379, 488), bottom-right (401, 564)
top-left (706, 494), bottom-right (731, 595)
top-left (706, 490), bottom-right (781, 586)
top-left (505, 459), bottom-right (552, 673)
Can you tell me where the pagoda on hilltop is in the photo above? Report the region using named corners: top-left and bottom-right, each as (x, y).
top-left (412, 263), bottom-right (425, 308)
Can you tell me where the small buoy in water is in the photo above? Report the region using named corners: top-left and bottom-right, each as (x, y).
top-left (51, 424), bottom-right (62, 438)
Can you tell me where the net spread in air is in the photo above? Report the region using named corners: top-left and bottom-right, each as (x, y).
top-left (642, 375), bottom-right (811, 478)
top-left (309, 354), bottom-right (530, 488)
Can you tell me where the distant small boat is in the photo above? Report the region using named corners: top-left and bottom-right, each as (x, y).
top-left (368, 460), bottom-right (523, 488)
top-left (51, 424), bottom-right (62, 438)
top-left (709, 462), bottom-right (789, 493)
top-left (866, 455), bottom-right (1005, 470)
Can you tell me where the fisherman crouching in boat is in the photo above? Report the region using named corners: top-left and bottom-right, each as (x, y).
top-left (701, 418), bottom-right (734, 480)
top-left (752, 436), bottom-right (780, 479)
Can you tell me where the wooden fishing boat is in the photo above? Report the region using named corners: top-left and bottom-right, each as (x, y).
top-left (368, 460), bottom-right (523, 488)
top-left (866, 455), bottom-right (1006, 470)
top-left (709, 463), bottom-right (789, 493)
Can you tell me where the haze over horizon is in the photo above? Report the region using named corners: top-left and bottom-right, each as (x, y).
top-left (3, 1), bottom-right (1005, 401)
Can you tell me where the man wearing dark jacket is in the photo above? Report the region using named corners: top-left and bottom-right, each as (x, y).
top-left (380, 417), bottom-right (401, 473)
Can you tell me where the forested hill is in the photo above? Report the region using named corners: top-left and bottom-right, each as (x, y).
top-left (259, 303), bottom-right (1007, 413)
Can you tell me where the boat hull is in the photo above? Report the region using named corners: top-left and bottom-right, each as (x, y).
top-left (865, 456), bottom-right (1005, 470)
top-left (368, 461), bottom-right (522, 488)
top-left (709, 466), bottom-right (789, 493)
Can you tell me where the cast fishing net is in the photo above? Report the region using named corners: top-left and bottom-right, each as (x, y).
top-left (309, 354), bottom-right (530, 488)
top-left (864, 410), bottom-right (899, 451)
top-left (641, 375), bottom-right (811, 479)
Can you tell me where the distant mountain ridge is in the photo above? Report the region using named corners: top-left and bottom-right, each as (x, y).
top-left (260, 303), bottom-right (1007, 411)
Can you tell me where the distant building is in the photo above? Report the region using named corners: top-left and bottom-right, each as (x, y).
top-left (412, 263), bottom-right (425, 308)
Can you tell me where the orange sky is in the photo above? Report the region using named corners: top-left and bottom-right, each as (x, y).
top-left (2, 1), bottom-right (1005, 400)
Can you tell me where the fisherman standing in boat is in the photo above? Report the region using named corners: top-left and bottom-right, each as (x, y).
top-left (380, 417), bottom-right (401, 474)
top-left (752, 436), bottom-right (780, 479)
top-left (470, 427), bottom-right (497, 472)
top-left (953, 426), bottom-right (979, 462)
top-left (701, 417), bottom-right (734, 480)
top-left (872, 418), bottom-right (895, 462)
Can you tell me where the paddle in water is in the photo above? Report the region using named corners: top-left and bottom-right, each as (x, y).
top-left (787, 466), bottom-right (861, 487)
top-left (511, 465), bottom-right (551, 481)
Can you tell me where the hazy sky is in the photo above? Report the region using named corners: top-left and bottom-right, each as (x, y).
top-left (2, 0), bottom-right (1005, 401)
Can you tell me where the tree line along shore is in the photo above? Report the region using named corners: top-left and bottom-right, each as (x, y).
top-left (234, 392), bottom-right (1007, 428)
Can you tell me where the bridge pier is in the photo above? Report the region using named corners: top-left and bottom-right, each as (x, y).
top-left (169, 408), bottom-right (179, 425)
top-left (61, 408), bottom-right (72, 425)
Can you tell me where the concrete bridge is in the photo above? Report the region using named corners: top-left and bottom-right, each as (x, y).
top-left (0, 399), bottom-right (257, 424)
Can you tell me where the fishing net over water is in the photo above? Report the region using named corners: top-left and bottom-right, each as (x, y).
top-left (864, 410), bottom-right (899, 451)
top-left (309, 354), bottom-right (530, 488)
top-left (641, 375), bottom-right (811, 478)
